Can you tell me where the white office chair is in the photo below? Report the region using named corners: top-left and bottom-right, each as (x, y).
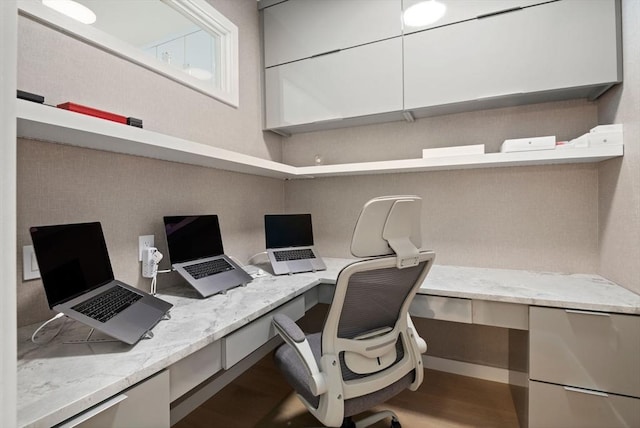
top-left (273, 195), bottom-right (435, 427)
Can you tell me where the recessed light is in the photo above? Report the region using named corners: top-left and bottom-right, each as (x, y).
top-left (403, 1), bottom-right (447, 28)
top-left (42, 0), bottom-right (97, 25)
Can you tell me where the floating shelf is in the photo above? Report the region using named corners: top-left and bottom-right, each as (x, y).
top-left (16, 99), bottom-right (624, 180)
top-left (296, 144), bottom-right (624, 177)
top-left (16, 100), bottom-right (297, 179)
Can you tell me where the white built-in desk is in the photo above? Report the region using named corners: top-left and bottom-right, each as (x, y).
top-left (16, 259), bottom-right (640, 428)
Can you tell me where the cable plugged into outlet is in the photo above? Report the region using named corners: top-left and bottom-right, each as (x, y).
top-left (142, 247), bottom-right (163, 279)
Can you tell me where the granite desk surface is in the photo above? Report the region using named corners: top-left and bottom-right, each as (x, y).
top-left (17, 258), bottom-right (640, 427)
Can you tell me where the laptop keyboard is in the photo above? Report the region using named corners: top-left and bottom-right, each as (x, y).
top-left (184, 258), bottom-right (233, 280)
top-left (274, 249), bottom-right (316, 262)
top-left (73, 286), bottom-right (142, 323)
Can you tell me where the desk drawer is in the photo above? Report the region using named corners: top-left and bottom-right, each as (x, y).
top-left (472, 300), bottom-right (528, 330)
top-left (63, 370), bottom-right (170, 428)
top-left (410, 295), bottom-right (472, 323)
top-left (222, 296), bottom-right (305, 369)
top-left (169, 340), bottom-right (222, 402)
top-left (530, 307), bottom-right (640, 397)
top-left (529, 380), bottom-right (640, 428)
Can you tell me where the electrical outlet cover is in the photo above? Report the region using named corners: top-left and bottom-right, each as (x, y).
top-left (138, 235), bottom-right (155, 261)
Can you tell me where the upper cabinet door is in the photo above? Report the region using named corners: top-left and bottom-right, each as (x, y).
top-left (263, 0), bottom-right (402, 67)
top-left (265, 37), bottom-right (403, 130)
top-left (401, 0), bottom-right (549, 35)
top-left (404, 0), bottom-right (621, 111)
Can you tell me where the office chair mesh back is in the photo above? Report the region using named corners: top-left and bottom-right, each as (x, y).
top-left (337, 263), bottom-right (425, 381)
top-left (272, 196), bottom-right (433, 427)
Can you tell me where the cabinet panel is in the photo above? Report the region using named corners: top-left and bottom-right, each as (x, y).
top-left (222, 296), bottom-right (305, 369)
top-left (169, 340), bottom-right (222, 402)
top-left (410, 295), bottom-right (472, 323)
top-left (529, 307), bottom-right (640, 397)
top-left (265, 37), bottom-right (403, 129)
top-left (69, 370), bottom-right (170, 428)
top-left (472, 300), bottom-right (528, 330)
top-left (263, 0), bottom-right (401, 67)
top-left (402, 0), bottom-right (546, 35)
top-left (404, 0), bottom-right (621, 111)
top-left (529, 380), bottom-right (640, 428)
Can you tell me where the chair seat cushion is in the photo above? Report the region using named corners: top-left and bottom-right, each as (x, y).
top-left (274, 333), bottom-right (415, 417)
top-left (274, 332), bottom-right (323, 409)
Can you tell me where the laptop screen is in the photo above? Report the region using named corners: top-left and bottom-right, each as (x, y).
top-left (164, 215), bottom-right (225, 264)
top-left (265, 214), bottom-right (314, 249)
top-left (30, 222), bottom-right (114, 308)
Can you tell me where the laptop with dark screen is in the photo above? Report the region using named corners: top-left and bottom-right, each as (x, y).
top-left (163, 215), bottom-right (252, 297)
top-left (30, 222), bottom-right (173, 345)
top-left (264, 214), bottom-right (326, 275)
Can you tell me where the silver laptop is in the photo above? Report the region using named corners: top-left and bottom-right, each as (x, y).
top-left (163, 215), bottom-right (252, 297)
top-left (264, 214), bottom-right (326, 275)
top-left (30, 222), bottom-right (173, 345)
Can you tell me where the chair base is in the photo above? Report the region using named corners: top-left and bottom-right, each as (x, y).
top-left (342, 410), bottom-right (401, 428)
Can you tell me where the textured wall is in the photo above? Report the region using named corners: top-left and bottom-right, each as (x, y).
top-left (284, 101), bottom-right (600, 274)
top-left (17, 140), bottom-right (283, 326)
top-left (597, 0), bottom-right (640, 293)
top-left (17, 0), bottom-right (280, 161)
top-left (16, 0), bottom-right (285, 327)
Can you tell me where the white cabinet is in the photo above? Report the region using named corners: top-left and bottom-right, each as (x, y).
top-left (262, 0), bottom-right (621, 133)
top-left (60, 370), bottom-right (170, 428)
top-left (265, 37), bottom-right (403, 130)
top-left (404, 0), bottom-right (621, 113)
top-left (263, 0), bottom-right (401, 67)
top-left (222, 295), bottom-right (305, 369)
top-left (401, 0), bottom-right (547, 35)
top-left (528, 307), bottom-right (640, 427)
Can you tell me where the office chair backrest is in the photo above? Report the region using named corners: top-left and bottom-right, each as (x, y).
top-left (317, 195), bottom-right (434, 424)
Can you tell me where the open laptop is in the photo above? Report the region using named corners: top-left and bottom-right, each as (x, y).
top-left (30, 222), bottom-right (173, 345)
top-left (264, 214), bottom-right (326, 275)
top-left (163, 215), bottom-right (252, 297)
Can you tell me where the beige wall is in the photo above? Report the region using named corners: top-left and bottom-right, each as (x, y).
top-left (597, 0), bottom-right (640, 294)
top-left (16, 0), bottom-right (285, 327)
top-left (17, 0), bottom-right (279, 160)
top-left (284, 101), bottom-right (600, 273)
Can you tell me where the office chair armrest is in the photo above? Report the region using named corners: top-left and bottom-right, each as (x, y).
top-left (407, 314), bottom-right (427, 353)
top-left (273, 314), bottom-right (327, 396)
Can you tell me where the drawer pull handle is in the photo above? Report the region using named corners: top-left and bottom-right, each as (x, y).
top-left (565, 309), bottom-right (610, 317)
top-left (57, 394), bottom-right (128, 427)
top-left (477, 7), bottom-right (522, 20)
top-left (563, 386), bottom-right (609, 397)
top-left (311, 49), bottom-right (341, 58)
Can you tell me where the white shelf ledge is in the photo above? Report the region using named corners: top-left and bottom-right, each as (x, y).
top-left (16, 99), bottom-right (624, 180)
top-left (295, 145), bottom-right (624, 177)
top-left (16, 100), bottom-right (297, 179)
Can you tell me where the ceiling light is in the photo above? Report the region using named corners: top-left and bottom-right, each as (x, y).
top-left (403, 1), bottom-right (447, 28)
top-left (42, 0), bottom-right (96, 25)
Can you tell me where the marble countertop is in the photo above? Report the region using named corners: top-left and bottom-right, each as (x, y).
top-left (17, 271), bottom-right (320, 428)
top-left (314, 259), bottom-right (640, 314)
top-left (17, 258), bottom-right (640, 427)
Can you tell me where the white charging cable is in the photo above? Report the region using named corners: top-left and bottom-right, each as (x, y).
top-left (142, 247), bottom-right (165, 295)
top-left (31, 313), bottom-right (67, 344)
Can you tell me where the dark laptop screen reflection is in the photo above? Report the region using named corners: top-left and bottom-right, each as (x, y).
top-left (30, 223), bottom-right (114, 308)
top-left (265, 214), bottom-right (314, 249)
top-left (164, 215), bottom-right (225, 264)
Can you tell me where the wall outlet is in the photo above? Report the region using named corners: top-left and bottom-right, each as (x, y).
top-left (138, 235), bottom-right (155, 261)
top-left (23, 245), bottom-right (41, 280)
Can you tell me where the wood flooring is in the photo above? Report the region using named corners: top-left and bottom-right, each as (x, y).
top-left (174, 353), bottom-right (524, 428)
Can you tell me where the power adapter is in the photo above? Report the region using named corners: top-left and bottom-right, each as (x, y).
top-left (142, 247), bottom-right (163, 278)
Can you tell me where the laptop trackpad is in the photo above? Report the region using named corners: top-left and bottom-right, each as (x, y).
top-left (288, 260), bottom-right (313, 273)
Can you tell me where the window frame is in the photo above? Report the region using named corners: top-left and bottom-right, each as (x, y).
top-left (17, 0), bottom-right (239, 107)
